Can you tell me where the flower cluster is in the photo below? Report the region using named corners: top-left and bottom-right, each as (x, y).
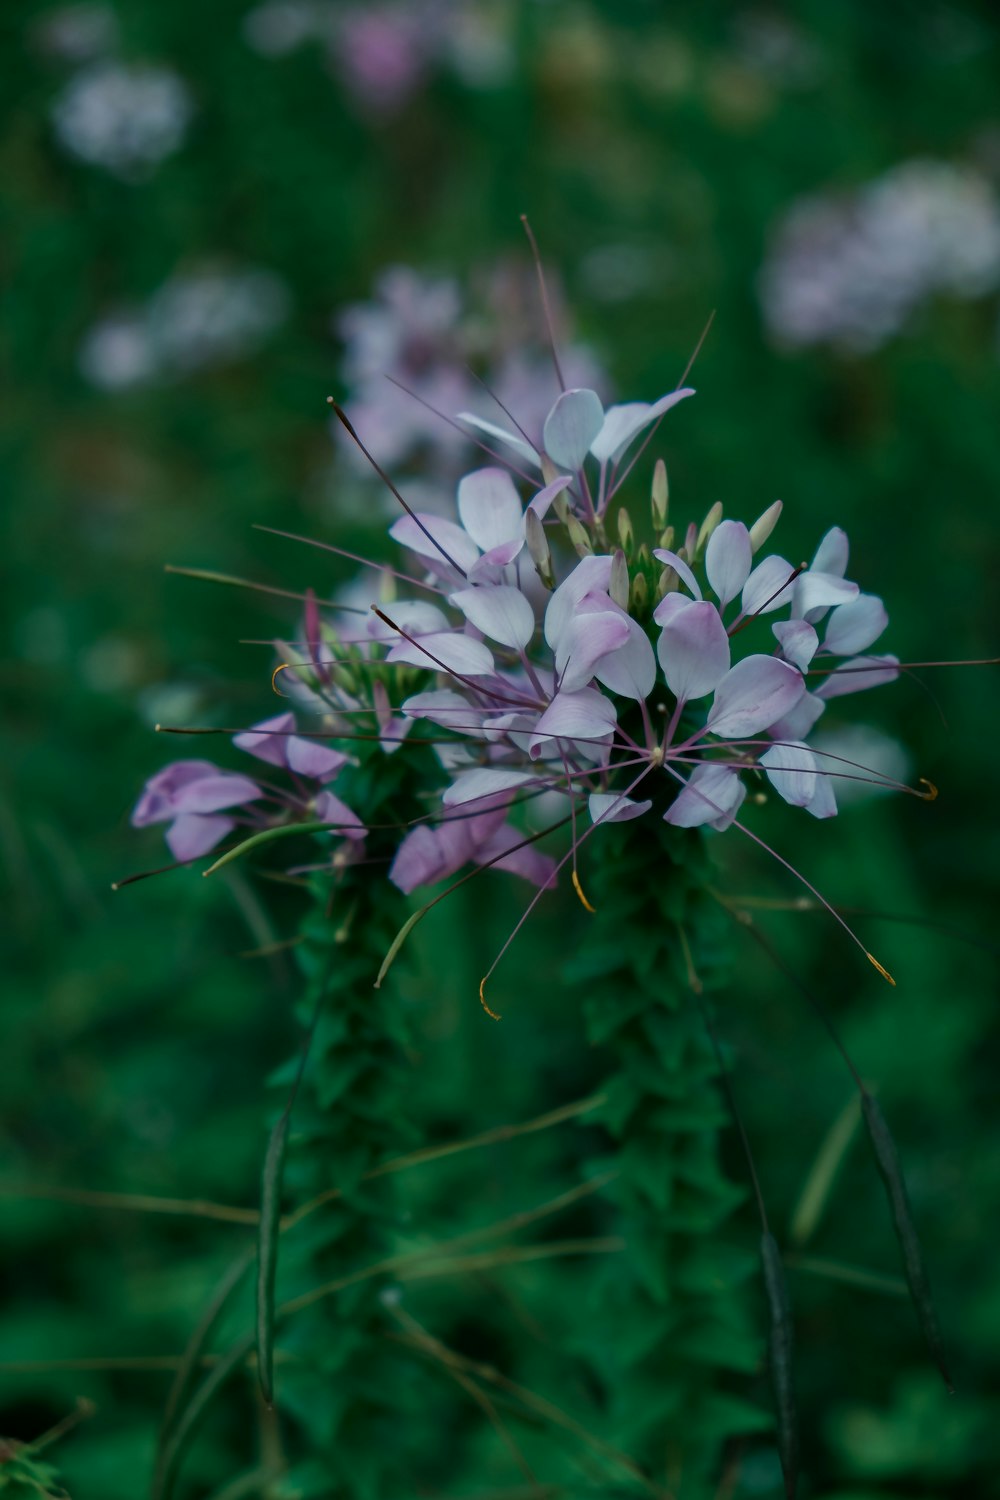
top-left (134, 367), bottom-right (931, 997)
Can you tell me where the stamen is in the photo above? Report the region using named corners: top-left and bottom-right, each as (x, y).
top-left (328, 401), bottom-right (469, 578)
top-left (478, 977), bottom-right (502, 1021)
top-left (163, 566), bottom-right (369, 611)
top-left (572, 869), bottom-right (596, 913)
top-left (253, 524), bottom-right (446, 595)
top-left (386, 375), bottom-right (540, 486)
top-left (918, 778), bottom-right (938, 801)
top-left (866, 953), bottom-right (896, 986)
top-left (520, 215), bottom-right (565, 391)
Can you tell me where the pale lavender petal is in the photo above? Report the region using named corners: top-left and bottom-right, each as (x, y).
top-left (442, 768), bottom-right (538, 806)
top-left (455, 411), bottom-right (540, 467)
top-left (467, 538), bottom-right (525, 582)
top-left (286, 738), bottom-right (350, 780)
top-left (388, 825), bottom-right (449, 893)
top-left (811, 526), bottom-right (849, 578)
top-left (593, 617), bottom-right (657, 701)
top-left (707, 656), bottom-right (805, 739)
top-left (542, 387), bottom-right (604, 469)
top-left (556, 608), bottom-right (631, 693)
top-left (233, 712), bottom-right (297, 769)
top-left (792, 571), bottom-right (859, 619)
top-left (402, 690), bottom-right (487, 737)
top-left (768, 692), bottom-right (825, 742)
top-left (772, 619), bottom-right (819, 670)
top-left (457, 468), bottom-right (524, 554)
top-left (652, 592), bottom-right (697, 627)
top-left (590, 388), bottom-right (694, 464)
top-left (759, 740), bottom-right (817, 807)
top-left (166, 813), bottom-right (235, 860)
top-left (528, 688), bottom-right (617, 760)
top-left (387, 631), bottom-right (496, 677)
top-left (170, 772), bottom-right (264, 816)
top-left (665, 764), bottom-right (746, 830)
top-left (528, 474), bottom-right (573, 519)
top-left (741, 554), bottom-right (798, 617)
top-left (806, 774), bottom-right (838, 820)
top-left (543, 554), bottom-right (614, 650)
top-left (652, 548), bottom-right (702, 600)
top-left (705, 521), bottom-right (752, 606)
top-left (313, 789), bottom-right (365, 839)
top-left (474, 825), bottom-right (556, 887)
top-left (366, 599), bottom-right (449, 642)
top-left (450, 584), bottom-right (535, 650)
top-left (389, 512), bottom-right (481, 575)
top-left (588, 792), bottom-right (653, 824)
top-left (131, 759), bottom-right (225, 826)
top-left (823, 594), bottom-right (888, 656)
top-left (814, 654), bottom-right (900, 699)
top-left (656, 600), bottom-right (730, 702)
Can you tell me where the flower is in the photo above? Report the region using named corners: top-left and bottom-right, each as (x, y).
top-left (130, 760), bottom-right (263, 860)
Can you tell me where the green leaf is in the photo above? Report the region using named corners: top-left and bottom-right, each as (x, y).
top-left (257, 1110), bottom-right (291, 1407)
top-left (761, 1232), bottom-right (799, 1500)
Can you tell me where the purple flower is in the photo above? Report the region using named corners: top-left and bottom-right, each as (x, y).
top-left (233, 712), bottom-right (351, 780)
top-left (389, 793), bottom-right (554, 894)
top-left (130, 760), bottom-right (263, 860)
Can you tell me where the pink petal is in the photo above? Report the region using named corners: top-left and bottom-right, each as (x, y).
top-left (652, 548), bottom-right (702, 600)
top-left (652, 592), bottom-right (697, 628)
top-left (389, 513), bottom-right (481, 576)
top-left (233, 712), bottom-right (297, 769)
top-left (542, 387), bottom-right (605, 469)
top-left (656, 600), bottom-right (730, 702)
top-left (366, 600), bottom-right (449, 642)
top-left (450, 584), bottom-right (535, 650)
top-left (166, 813), bottom-right (235, 860)
top-left (543, 554), bottom-right (614, 650)
top-left (664, 764), bottom-right (746, 830)
top-left (705, 521), bottom-right (752, 606)
top-left (759, 741), bottom-right (817, 807)
top-left (556, 608), bottom-right (631, 693)
top-left (590, 388), bottom-right (694, 465)
top-left (814, 654), bottom-right (900, 699)
top-left (457, 468), bottom-right (524, 554)
top-left (443, 768), bottom-right (538, 806)
top-left (792, 571), bottom-right (859, 619)
top-left (528, 688), bottom-right (617, 760)
top-left (170, 773), bottom-right (264, 816)
top-left (387, 631), bottom-right (496, 677)
top-left (593, 617), bottom-right (657, 701)
top-left (474, 824), bottom-right (556, 887)
top-left (455, 412), bottom-right (540, 467)
top-left (528, 475), bottom-right (573, 519)
top-left (741, 554), bottom-right (798, 617)
top-left (588, 792), bottom-right (653, 824)
top-left (286, 738), bottom-right (350, 781)
top-left (806, 775), bottom-right (838, 820)
top-left (812, 526), bottom-right (849, 578)
top-left (823, 594), bottom-right (888, 656)
top-left (772, 619), bottom-right (818, 670)
top-left (768, 692), bottom-right (825, 742)
top-left (707, 655), bottom-right (805, 739)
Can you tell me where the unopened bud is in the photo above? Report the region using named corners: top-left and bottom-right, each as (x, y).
top-left (696, 501), bottom-right (723, 558)
top-left (524, 508), bottom-right (555, 589)
top-left (552, 491), bottom-right (571, 526)
top-left (658, 525), bottom-right (675, 552)
top-left (630, 570), bottom-right (649, 614)
top-left (657, 559), bottom-right (680, 599)
top-left (616, 507), bottom-right (634, 555)
top-left (684, 521), bottom-right (698, 557)
top-left (566, 516), bottom-right (593, 557)
top-left (378, 567), bottom-right (397, 605)
top-left (651, 458), bottom-right (669, 529)
top-left (610, 549), bottom-right (629, 610)
top-left (540, 454), bottom-right (562, 487)
top-left (749, 499), bottom-right (783, 553)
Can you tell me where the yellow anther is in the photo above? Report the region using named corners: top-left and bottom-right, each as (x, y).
top-left (866, 952), bottom-right (897, 986)
top-left (919, 778), bottom-right (939, 802)
top-left (478, 978), bottom-right (501, 1021)
top-left (572, 869), bottom-right (596, 913)
top-left (271, 662), bottom-right (291, 695)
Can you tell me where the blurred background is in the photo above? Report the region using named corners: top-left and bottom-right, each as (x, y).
top-left (2, 2), bottom-right (999, 1495)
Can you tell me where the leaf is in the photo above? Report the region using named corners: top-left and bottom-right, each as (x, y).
top-left (154, 1334), bottom-right (254, 1500)
top-left (257, 1110), bottom-right (291, 1407)
top-left (202, 820), bottom-right (336, 877)
top-left (861, 1094), bottom-right (953, 1392)
top-left (789, 1094), bottom-right (861, 1248)
top-left (761, 1231), bottom-right (799, 1500)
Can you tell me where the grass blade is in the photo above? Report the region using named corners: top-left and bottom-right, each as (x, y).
top-left (789, 1094), bottom-right (861, 1248)
top-left (256, 1112), bottom-right (290, 1407)
top-left (760, 1231), bottom-right (798, 1500)
top-left (861, 1093), bottom-right (954, 1392)
top-left (155, 1334), bottom-right (255, 1500)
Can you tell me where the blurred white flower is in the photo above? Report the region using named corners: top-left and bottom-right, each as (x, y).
top-left (811, 723), bottom-right (911, 807)
top-left (51, 60), bottom-right (194, 178)
top-left (759, 160), bottom-right (1000, 350)
top-left (79, 267), bottom-right (291, 389)
top-left (242, 0), bottom-right (328, 57)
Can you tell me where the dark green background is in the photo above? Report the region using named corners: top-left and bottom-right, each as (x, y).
top-left (2, 2), bottom-right (999, 1495)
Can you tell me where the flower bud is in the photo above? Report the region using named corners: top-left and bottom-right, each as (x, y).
top-left (566, 515), bottom-right (593, 557)
top-left (696, 501), bottom-right (723, 559)
top-left (540, 454), bottom-right (562, 487)
top-left (524, 508), bottom-right (555, 589)
top-left (630, 570), bottom-right (649, 614)
top-left (658, 525), bottom-right (675, 552)
top-left (610, 549), bottom-right (629, 610)
top-left (552, 490), bottom-right (571, 526)
top-left (749, 499), bottom-right (783, 553)
top-left (616, 507), bottom-right (634, 556)
top-left (651, 458), bottom-right (669, 529)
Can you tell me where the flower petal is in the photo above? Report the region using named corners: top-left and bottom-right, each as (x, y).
top-left (590, 388), bottom-right (694, 465)
top-left (366, 600), bottom-right (449, 642)
top-left (387, 631), bottom-right (496, 677)
top-left (759, 740), bottom-right (817, 807)
top-left (812, 526), bottom-right (849, 578)
top-left (772, 619), bottom-right (819, 670)
top-left (389, 512), bottom-right (481, 575)
top-left (657, 600), bottom-right (731, 702)
top-left (792, 570), bottom-right (859, 619)
top-left (450, 584), bottom-right (535, 650)
top-left (652, 591), bottom-right (697, 628)
top-left (286, 737), bottom-right (350, 781)
top-left (166, 813), bottom-right (235, 860)
top-left (741, 554), bottom-right (798, 617)
top-left (814, 654), bottom-right (900, 699)
top-left (313, 789), bottom-right (365, 839)
top-left (473, 824), bottom-right (557, 886)
top-left (823, 594), bottom-right (888, 656)
top-left (768, 692), bottom-right (826, 743)
top-left (542, 387), bottom-right (605, 469)
top-left (170, 772), bottom-right (264, 816)
top-left (707, 656), bottom-right (805, 739)
top-left (593, 617), bottom-right (657, 701)
top-left (588, 792), bottom-right (653, 824)
top-left (528, 688), bottom-right (617, 760)
top-left (528, 474), bottom-right (573, 519)
top-left (806, 774), bottom-right (838, 820)
top-left (652, 548), bottom-right (702, 601)
top-left (457, 467), bottom-right (525, 554)
top-left (665, 764), bottom-right (746, 830)
top-left (543, 554), bottom-right (614, 650)
top-left (705, 521), bottom-right (752, 606)
top-left (232, 712), bottom-right (297, 769)
top-left (442, 768), bottom-right (538, 806)
top-left (556, 607), bottom-right (631, 693)
top-left (455, 411), bottom-right (541, 467)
